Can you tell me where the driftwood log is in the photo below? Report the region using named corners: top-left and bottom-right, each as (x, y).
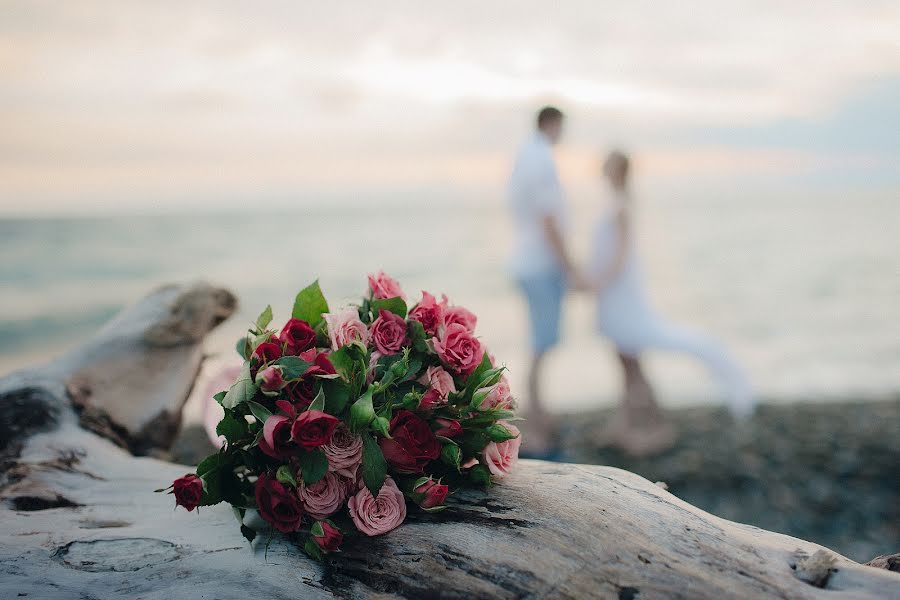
top-left (1, 283), bottom-right (898, 600)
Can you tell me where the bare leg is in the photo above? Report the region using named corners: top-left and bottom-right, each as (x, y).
top-left (610, 353), bottom-right (676, 456)
top-left (525, 351), bottom-right (555, 453)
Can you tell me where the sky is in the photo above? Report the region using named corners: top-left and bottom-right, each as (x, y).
top-left (1, 1), bottom-right (898, 215)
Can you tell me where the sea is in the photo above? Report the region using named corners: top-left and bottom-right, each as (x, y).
top-left (2, 188), bottom-right (898, 414)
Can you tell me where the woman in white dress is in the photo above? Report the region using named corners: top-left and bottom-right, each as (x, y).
top-left (591, 151), bottom-right (754, 453)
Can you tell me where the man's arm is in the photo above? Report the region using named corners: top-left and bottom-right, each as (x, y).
top-left (542, 214), bottom-right (588, 290)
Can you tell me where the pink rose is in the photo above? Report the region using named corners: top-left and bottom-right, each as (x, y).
top-left (441, 295), bottom-right (477, 332)
top-left (432, 323), bottom-right (484, 376)
top-left (256, 365), bottom-right (286, 396)
top-left (366, 351), bottom-right (382, 385)
top-left (408, 291), bottom-right (444, 335)
top-left (348, 476), bottom-right (407, 536)
top-left (367, 270), bottom-right (405, 301)
top-left (475, 378), bottom-right (512, 410)
top-left (298, 471), bottom-right (350, 520)
top-left (370, 309), bottom-right (408, 355)
top-left (418, 365), bottom-right (456, 399)
top-left (258, 414), bottom-right (297, 459)
top-left (482, 421), bottom-right (521, 479)
top-left (321, 424), bottom-right (363, 479)
top-left (324, 308), bottom-right (369, 350)
top-left (413, 477), bottom-right (449, 509)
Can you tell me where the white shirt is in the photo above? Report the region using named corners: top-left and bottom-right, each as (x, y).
top-left (507, 131), bottom-right (569, 279)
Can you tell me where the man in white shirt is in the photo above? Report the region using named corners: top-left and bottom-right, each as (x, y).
top-left (508, 106), bottom-right (585, 453)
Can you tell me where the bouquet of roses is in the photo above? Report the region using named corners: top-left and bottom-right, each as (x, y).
top-left (162, 271), bottom-right (520, 558)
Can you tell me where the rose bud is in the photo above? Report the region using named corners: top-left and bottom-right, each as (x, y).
top-left (290, 410), bottom-right (340, 450)
top-left (311, 520), bottom-right (343, 553)
top-left (172, 474), bottom-right (203, 511)
top-left (258, 414), bottom-right (297, 459)
top-left (278, 318), bottom-right (317, 355)
top-left (348, 476), bottom-right (407, 536)
top-left (413, 477), bottom-right (449, 509)
top-left (367, 270), bottom-right (406, 301)
top-left (482, 421), bottom-right (521, 479)
top-left (256, 365), bottom-right (286, 396)
top-left (378, 410), bottom-right (441, 474)
top-left (434, 418), bottom-right (462, 438)
top-left (418, 389), bottom-right (444, 411)
top-left (251, 341), bottom-right (282, 367)
top-left (255, 473), bottom-right (304, 533)
top-left (370, 309), bottom-right (408, 355)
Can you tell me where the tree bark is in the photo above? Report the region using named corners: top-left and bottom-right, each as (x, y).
top-left (1, 283), bottom-right (897, 600)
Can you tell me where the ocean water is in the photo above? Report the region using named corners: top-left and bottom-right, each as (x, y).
top-left (2, 190), bottom-right (898, 413)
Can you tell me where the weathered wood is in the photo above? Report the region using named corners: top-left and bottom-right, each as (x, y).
top-left (1, 284), bottom-right (898, 600)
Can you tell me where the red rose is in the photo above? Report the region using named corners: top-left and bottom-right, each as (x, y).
top-left (370, 309), bottom-right (408, 355)
top-left (378, 410), bottom-right (440, 474)
top-left (278, 318), bottom-right (317, 355)
top-left (413, 477), bottom-right (449, 509)
top-left (299, 348), bottom-right (337, 376)
top-left (285, 379), bottom-right (315, 408)
top-left (312, 521), bottom-right (343, 553)
top-left (255, 473), bottom-right (304, 533)
top-left (258, 414), bottom-right (297, 459)
top-left (432, 323), bottom-right (484, 376)
top-left (251, 341), bottom-right (282, 367)
top-left (408, 291), bottom-right (444, 336)
top-left (433, 418), bottom-right (462, 438)
top-left (418, 388), bottom-right (444, 411)
top-left (173, 474), bottom-right (203, 511)
top-left (291, 410), bottom-right (340, 450)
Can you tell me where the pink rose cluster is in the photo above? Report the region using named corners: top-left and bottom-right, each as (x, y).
top-left (164, 272), bottom-right (521, 559)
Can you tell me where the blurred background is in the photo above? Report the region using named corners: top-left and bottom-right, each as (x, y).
top-left (1, 1), bottom-right (898, 561)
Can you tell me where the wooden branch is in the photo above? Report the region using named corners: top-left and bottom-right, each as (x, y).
top-left (1, 283), bottom-right (898, 599)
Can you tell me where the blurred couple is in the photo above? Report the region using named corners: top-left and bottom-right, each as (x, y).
top-left (508, 106), bottom-right (754, 457)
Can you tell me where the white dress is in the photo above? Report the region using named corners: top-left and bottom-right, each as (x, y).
top-left (590, 196), bottom-right (755, 418)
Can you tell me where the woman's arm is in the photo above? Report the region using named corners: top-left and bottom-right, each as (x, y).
top-left (593, 209), bottom-right (630, 292)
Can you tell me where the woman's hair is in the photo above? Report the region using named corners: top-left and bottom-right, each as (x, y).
top-left (603, 150), bottom-right (630, 180)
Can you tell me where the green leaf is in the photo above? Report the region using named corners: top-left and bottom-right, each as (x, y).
top-left (308, 386), bottom-right (326, 412)
top-left (292, 280), bottom-right (330, 326)
top-left (216, 412), bottom-right (247, 445)
top-left (349, 389), bottom-right (375, 433)
top-left (298, 449), bottom-right (328, 485)
top-left (273, 356), bottom-right (311, 380)
top-left (407, 320), bottom-right (429, 352)
top-left (255, 304), bottom-right (273, 331)
top-left (327, 347), bottom-right (355, 380)
top-left (361, 433), bottom-right (387, 498)
top-left (235, 336), bottom-right (250, 360)
top-left (303, 538), bottom-right (324, 561)
top-left (462, 353), bottom-right (493, 394)
top-left (221, 362), bottom-right (257, 409)
top-left (371, 296), bottom-right (407, 318)
top-left (276, 464), bottom-right (298, 488)
top-left (196, 453), bottom-right (223, 478)
top-left (468, 463), bottom-right (492, 487)
top-left (310, 521), bottom-right (325, 537)
top-left (441, 444), bottom-right (462, 469)
top-left (213, 391), bottom-right (227, 405)
top-left (322, 379), bottom-right (352, 415)
top-left (196, 453), bottom-right (232, 506)
top-left (246, 400), bottom-right (273, 424)
top-left (486, 423), bottom-right (518, 443)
